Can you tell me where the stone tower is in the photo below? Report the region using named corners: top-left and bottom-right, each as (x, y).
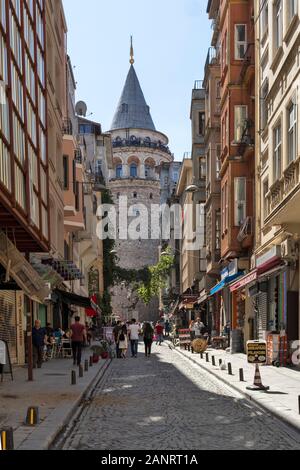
top-left (108, 45), bottom-right (173, 323)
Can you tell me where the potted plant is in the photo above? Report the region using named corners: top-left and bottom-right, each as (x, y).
top-left (91, 341), bottom-right (110, 361)
top-left (90, 345), bottom-right (102, 363)
top-left (99, 340), bottom-right (110, 359)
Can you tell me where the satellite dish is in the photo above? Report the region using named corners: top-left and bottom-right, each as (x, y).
top-left (75, 101), bottom-right (87, 117)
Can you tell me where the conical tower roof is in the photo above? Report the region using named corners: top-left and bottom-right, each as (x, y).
top-left (110, 65), bottom-right (156, 131)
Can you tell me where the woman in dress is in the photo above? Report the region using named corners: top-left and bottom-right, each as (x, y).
top-left (143, 322), bottom-right (154, 357)
top-left (118, 324), bottom-right (128, 359)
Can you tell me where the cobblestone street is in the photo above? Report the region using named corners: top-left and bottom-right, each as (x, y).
top-left (60, 343), bottom-right (300, 450)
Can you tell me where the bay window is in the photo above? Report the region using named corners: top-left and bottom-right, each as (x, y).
top-left (234, 177), bottom-right (246, 226)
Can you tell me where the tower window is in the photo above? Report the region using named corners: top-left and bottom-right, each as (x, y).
top-left (133, 192), bottom-right (137, 198)
top-left (130, 163), bottom-right (138, 178)
top-left (116, 165), bottom-right (123, 178)
top-left (150, 193), bottom-right (153, 200)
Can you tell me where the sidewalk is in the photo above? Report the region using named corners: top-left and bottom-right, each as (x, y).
top-left (174, 345), bottom-right (300, 432)
top-left (0, 348), bottom-right (110, 450)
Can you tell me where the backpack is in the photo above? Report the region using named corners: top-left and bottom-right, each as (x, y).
top-left (119, 332), bottom-right (125, 342)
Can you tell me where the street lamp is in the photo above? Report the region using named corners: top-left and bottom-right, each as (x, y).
top-left (185, 184), bottom-right (200, 193)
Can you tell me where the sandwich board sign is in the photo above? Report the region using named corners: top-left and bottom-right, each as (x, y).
top-left (247, 340), bottom-right (267, 364)
top-left (0, 340), bottom-right (13, 382)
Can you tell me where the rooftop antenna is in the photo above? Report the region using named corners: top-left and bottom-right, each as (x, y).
top-left (130, 36), bottom-right (135, 65)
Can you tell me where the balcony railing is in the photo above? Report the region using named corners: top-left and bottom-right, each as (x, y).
top-left (62, 118), bottom-right (73, 136)
top-left (194, 80), bottom-right (204, 90)
top-left (267, 159), bottom-right (300, 217)
top-left (239, 43), bottom-right (255, 85)
top-left (112, 138), bottom-right (172, 156)
top-left (74, 148), bottom-right (82, 164)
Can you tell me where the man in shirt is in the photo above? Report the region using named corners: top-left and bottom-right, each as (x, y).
top-left (194, 318), bottom-right (205, 338)
top-left (32, 320), bottom-right (47, 369)
top-left (70, 316), bottom-right (86, 366)
top-left (128, 319), bottom-right (140, 358)
top-left (155, 322), bottom-right (164, 345)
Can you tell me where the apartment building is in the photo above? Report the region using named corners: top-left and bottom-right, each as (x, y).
top-left (255, 0), bottom-right (300, 345)
top-left (206, 0), bottom-right (256, 350)
top-left (0, 0), bottom-right (50, 363)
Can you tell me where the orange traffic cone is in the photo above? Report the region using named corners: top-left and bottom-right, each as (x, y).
top-left (247, 364), bottom-right (269, 391)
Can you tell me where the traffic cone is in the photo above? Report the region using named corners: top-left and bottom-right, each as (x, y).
top-left (247, 364), bottom-right (269, 391)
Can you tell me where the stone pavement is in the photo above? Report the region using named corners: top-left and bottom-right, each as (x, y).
top-left (0, 348), bottom-right (110, 450)
top-left (60, 342), bottom-right (300, 450)
top-left (175, 345), bottom-right (300, 432)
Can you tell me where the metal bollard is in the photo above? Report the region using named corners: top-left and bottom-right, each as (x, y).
top-left (71, 370), bottom-right (76, 385)
top-left (228, 363), bottom-right (233, 376)
top-left (84, 359), bottom-right (89, 372)
top-left (206, 353), bottom-right (209, 363)
top-left (239, 368), bottom-right (244, 382)
top-left (89, 356), bottom-right (93, 367)
top-left (219, 359), bottom-right (223, 366)
top-left (25, 407), bottom-right (40, 426)
top-left (212, 356), bottom-right (216, 366)
top-left (79, 364), bottom-right (83, 378)
top-left (0, 428), bottom-right (14, 450)
top-left (200, 352), bottom-right (203, 359)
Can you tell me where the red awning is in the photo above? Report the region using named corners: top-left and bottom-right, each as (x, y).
top-left (230, 270), bottom-right (258, 292)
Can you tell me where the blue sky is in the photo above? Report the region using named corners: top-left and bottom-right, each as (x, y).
top-left (63, 0), bottom-right (212, 161)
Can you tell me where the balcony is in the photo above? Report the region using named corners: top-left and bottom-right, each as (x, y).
top-left (112, 137), bottom-right (172, 156)
top-left (266, 158), bottom-right (300, 226)
top-left (239, 43), bottom-right (255, 85)
top-left (74, 148), bottom-right (83, 164)
top-left (237, 119), bottom-right (255, 157)
top-left (62, 118), bottom-right (73, 136)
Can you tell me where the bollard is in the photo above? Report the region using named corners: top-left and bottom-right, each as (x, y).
top-left (228, 363), bottom-right (233, 376)
top-left (84, 359), bottom-right (89, 372)
top-left (212, 356), bottom-right (216, 367)
top-left (71, 370), bottom-right (76, 385)
top-left (200, 352), bottom-right (203, 359)
top-left (239, 368), bottom-right (245, 382)
top-left (206, 353), bottom-right (209, 363)
top-left (89, 356), bottom-right (93, 367)
top-left (219, 359), bottom-right (223, 366)
top-left (0, 428), bottom-right (14, 450)
top-left (79, 364), bottom-right (83, 378)
top-left (25, 407), bottom-right (40, 426)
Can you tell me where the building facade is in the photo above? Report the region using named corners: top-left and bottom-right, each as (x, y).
top-left (255, 0), bottom-right (300, 345)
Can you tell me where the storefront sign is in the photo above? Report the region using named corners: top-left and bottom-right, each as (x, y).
top-left (247, 341), bottom-right (267, 364)
top-left (228, 259), bottom-right (238, 277)
top-left (179, 329), bottom-right (191, 345)
top-left (103, 327), bottom-right (114, 342)
top-left (256, 246), bottom-right (281, 268)
top-left (230, 271), bottom-right (258, 293)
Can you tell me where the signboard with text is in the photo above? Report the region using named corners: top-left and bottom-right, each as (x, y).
top-left (247, 341), bottom-right (267, 364)
top-left (179, 329), bottom-right (191, 346)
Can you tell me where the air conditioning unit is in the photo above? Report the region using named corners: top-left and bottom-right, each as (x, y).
top-left (281, 239), bottom-right (297, 260)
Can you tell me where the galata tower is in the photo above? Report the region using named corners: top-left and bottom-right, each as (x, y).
top-left (108, 42), bottom-right (173, 323)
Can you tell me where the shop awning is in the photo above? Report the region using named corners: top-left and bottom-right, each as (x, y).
top-left (210, 272), bottom-right (244, 296)
top-left (197, 290), bottom-right (208, 305)
top-left (230, 270), bottom-right (258, 292)
top-left (178, 295), bottom-right (198, 310)
top-left (257, 264), bottom-right (287, 281)
top-left (55, 289), bottom-right (93, 309)
top-left (0, 231), bottom-right (50, 303)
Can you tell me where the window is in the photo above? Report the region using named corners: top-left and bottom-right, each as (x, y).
top-left (173, 172), bottom-right (179, 182)
top-left (263, 179), bottom-right (269, 220)
top-left (288, 102), bottom-right (297, 164)
top-left (116, 164), bottom-right (122, 178)
top-left (234, 178), bottom-right (246, 226)
top-left (199, 112), bottom-right (205, 136)
top-left (260, 80), bottom-right (269, 131)
top-left (235, 25), bottom-right (247, 60)
top-left (274, 0), bottom-right (283, 50)
top-left (130, 163), bottom-right (137, 178)
top-left (63, 155), bottom-right (68, 189)
top-left (225, 181), bottom-right (228, 230)
top-left (234, 106), bottom-right (247, 142)
top-left (133, 192), bottom-right (137, 199)
top-left (260, 1), bottom-right (269, 38)
top-left (164, 176), bottom-right (169, 186)
top-left (216, 145), bottom-right (221, 180)
top-left (215, 210), bottom-right (221, 251)
top-left (75, 182), bottom-right (80, 211)
top-left (288, 0), bottom-right (297, 22)
top-left (274, 124), bottom-right (282, 180)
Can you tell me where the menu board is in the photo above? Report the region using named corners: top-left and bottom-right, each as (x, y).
top-left (247, 341), bottom-right (267, 364)
top-left (179, 329), bottom-right (191, 346)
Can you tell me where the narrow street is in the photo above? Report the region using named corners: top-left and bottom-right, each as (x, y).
top-left (57, 343), bottom-right (300, 451)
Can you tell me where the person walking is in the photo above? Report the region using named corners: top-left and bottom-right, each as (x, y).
top-left (70, 317), bottom-right (86, 366)
top-left (32, 320), bottom-right (47, 369)
top-left (143, 322), bottom-right (154, 357)
top-left (194, 318), bottom-right (205, 338)
top-left (118, 324), bottom-right (128, 359)
top-left (155, 322), bottom-right (164, 346)
top-left (128, 319), bottom-right (140, 358)
top-left (113, 321), bottom-right (122, 358)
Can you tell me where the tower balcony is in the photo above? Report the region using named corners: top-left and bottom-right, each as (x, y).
top-left (112, 137), bottom-right (172, 156)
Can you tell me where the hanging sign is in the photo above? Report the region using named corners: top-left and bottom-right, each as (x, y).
top-left (247, 340), bottom-right (267, 364)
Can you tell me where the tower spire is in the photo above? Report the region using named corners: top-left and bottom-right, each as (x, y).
top-left (130, 36), bottom-right (134, 65)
